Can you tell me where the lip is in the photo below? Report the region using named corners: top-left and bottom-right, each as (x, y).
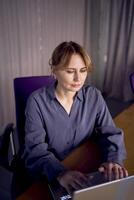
top-left (71, 84), bottom-right (81, 87)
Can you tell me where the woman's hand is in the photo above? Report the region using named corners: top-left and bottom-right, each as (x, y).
top-left (98, 162), bottom-right (128, 181)
top-left (57, 170), bottom-right (88, 194)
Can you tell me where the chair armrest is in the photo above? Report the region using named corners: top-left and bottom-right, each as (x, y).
top-left (0, 123), bottom-right (16, 169)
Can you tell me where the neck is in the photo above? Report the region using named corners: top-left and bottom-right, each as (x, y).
top-left (55, 85), bottom-right (76, 101)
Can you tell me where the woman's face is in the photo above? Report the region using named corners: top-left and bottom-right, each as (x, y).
top-left (53, 54), bottom-right (88, 93)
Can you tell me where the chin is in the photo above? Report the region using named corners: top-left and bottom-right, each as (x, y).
top-left (70, 87), bottom-right (82, 92)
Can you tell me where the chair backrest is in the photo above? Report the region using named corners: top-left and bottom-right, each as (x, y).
top-left (14, 76), bottom-right (55, 148)
top-left (130, 72), bottom-right (134, 93)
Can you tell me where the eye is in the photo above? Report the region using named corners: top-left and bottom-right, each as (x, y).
top-left (66, 70), bottom-right (75, 74)
top-left (80, 67), bottom-right (88, 73)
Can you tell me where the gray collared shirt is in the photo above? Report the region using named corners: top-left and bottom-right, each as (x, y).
top-left (23, 83), bottom-right (126, 181)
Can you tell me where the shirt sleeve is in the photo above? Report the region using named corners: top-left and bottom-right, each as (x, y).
top-left (22, 95), bottom-right (67, 182)
top-left (94, 90), bottom-right (127, 166)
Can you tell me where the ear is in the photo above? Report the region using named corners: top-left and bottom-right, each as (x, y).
top-left (51, 67), bottom-right (57, 79)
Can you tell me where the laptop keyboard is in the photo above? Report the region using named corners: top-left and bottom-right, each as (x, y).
top-left (49, 171), bottom-right (111, 200)
top-left (60, 194), bottom-right (72, 200)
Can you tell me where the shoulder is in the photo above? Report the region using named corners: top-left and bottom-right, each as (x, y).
top-left (26, 85), bottom-right (52, 108)
top-left (80, 85), bottom-right (105, 107)
top-left (28, 87), bottom-right (48, 101)
top-left (81, 85), bottom-right (108, 114)
top-left (82, 84), bottom-right (102, 98)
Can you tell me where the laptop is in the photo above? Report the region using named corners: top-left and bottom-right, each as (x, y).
top-left (49, 172), bottom-right (134, 200)
top-left (73, 175), bottom-right (134, 200)
top-left (49, 171), bottom-right (121, 200)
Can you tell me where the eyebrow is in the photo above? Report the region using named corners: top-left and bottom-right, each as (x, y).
top-left (66, 67), bottom-right (87, 70)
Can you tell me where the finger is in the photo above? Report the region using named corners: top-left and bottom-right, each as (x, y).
top-left (118, 167), bottom-right (124, 179)
top-left (71, 181), bottom-right (82, 191)
top-left (75, 177), bottom-right (89, 188)
top-left (66, 185), bottom-right (74, 195)
top-left (122, 167), bottom-right (128, 177)
top-left (113, 166), bottom-right (120, 180)
top-left (74, 172), bottom-right (89, 186)
top-left (72, 174), bottom-right (88, 188)
top-left (75, 172), bottom-right (88, 181)
top-left (113, 166), bottom-right (128, 179)
top-left (107, 163), bottom-right (114, 181)
top-left (79, 173), bottom-right (89, 182)
top-left (98, 166), bottom-right (105, 173)
top-left (98, 165), bottom-right (108, 180)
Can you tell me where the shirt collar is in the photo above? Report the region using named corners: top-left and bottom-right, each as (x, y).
top-left (46, 81), bottom-right (57, 100)
top-left (76, 88), bottom-right (83, 101)
top-left (46, 81), bottom-right (84, 101)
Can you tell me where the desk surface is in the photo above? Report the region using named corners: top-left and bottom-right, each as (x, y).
top-left (16, 181), bottom-right (52, 200)
top-left (114, 103), bottom-right (134, 175)
top-left (17, 104), bottom-right (134, 200)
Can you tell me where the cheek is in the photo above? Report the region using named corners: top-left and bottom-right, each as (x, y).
top-left (58, 76), bottom-right (71, 86)
top-left (82, 73), bottom-right (88, 81)
top-left (62, 74), bottom-right (73, 81)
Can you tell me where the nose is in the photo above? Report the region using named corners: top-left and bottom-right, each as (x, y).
top-left (74, 71), bottom-right (80, 82)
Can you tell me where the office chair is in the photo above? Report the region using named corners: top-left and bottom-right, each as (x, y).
top-left (130, 72), bottom-right (134, 93)
top-left (12, 75), bottom-right (102, 198)
top-left (13, 76), bottom-right (55, 196)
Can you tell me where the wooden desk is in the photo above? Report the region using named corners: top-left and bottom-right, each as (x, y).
top-left (114, 103), bottom-right (134, 175)
top-left (16, 181), bottom-right (52, 200)
top-left (17, 104), bottom-right (134, 200)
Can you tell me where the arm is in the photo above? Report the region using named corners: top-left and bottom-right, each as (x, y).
top-left (23, 95), bottom-right (67, 182)
top-left (94, 91), bottom-right (128, 178)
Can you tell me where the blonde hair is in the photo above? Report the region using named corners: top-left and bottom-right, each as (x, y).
top-left (49, 41), bottom-right (92, 72)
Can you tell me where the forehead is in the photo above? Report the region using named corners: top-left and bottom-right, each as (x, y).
top-left (67, 54), bottom-right (86, 68)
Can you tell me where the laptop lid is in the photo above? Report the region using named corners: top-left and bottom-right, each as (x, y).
top-left (73, 175), bottom-right (134, 200)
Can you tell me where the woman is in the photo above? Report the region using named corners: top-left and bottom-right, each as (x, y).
top-left (23, 41), bottom-right (128, 194)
